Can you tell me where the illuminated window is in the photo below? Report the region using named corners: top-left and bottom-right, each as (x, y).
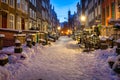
top-left (17, 16), bottom-right (21, 30)
top-left (9, 14), bottom-right (15, 29)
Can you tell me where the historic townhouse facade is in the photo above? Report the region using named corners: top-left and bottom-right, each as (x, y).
top-left (50, 6), bottom-right (59, 33)
top-left (86, 0), bottom-right (102, 27)
top-left (0, 0), bottom-right (59, 32)
top-left (101, 0), bottom-right (120, 37)
top-left (41, 0), bottom-right (48, 32)
top-left (36, 0), bottom-right (42, 31)
top-left (78, 0), bottom-right (120, 38)
top-left (28, 0), bottom-right (37, 30)
top-left (0, 0), bottom-right (28, 30)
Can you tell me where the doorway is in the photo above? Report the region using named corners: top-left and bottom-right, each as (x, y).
top-left (2, 13), bottom-right (7, 28)
top-left (21, 18), bottom-right (25, 30)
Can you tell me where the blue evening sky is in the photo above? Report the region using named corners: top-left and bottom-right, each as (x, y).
top-left (50, 0), bottom-right (79, 22)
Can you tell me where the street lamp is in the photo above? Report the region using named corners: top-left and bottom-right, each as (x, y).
top-left (80, 15), bottom-right (86, 23)
top-left (80, 15), bottom-right (90, 52)
top-left (57, 26), bottom-right (61, 36)
top-left (57, 26), bottom-right (61, 31)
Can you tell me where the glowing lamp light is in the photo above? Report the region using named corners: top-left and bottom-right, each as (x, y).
top-left (57, 27), bottom-right (61, 30)
top-left (80, 15), bottom-right (86, 22)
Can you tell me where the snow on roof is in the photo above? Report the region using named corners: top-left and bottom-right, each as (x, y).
top-left (99, 36), bottom-right (108, 41)
top-left (0, 28), bottom-right (21, 32)
top-left (116, 55), bottom-right (120, 61)
top-left (23, 30), bottom-right (39, 33)
top-left (109, 18), bottom-right (116, 22)
top-left (14, 34), bottom-right (26, 37)
top-left (15, 40), bottom-right (21, 43)
top-left (27, 38), bottom-right (31, 41)
top-left (115, 23), bottom-right (120, 26)
top-left (116, 39), bottom-right (120, 43)
top-left (107, 56), bottom-right (116, 62)
top-left (108, 36), bottom-right (114, 40)
top-left (28, 33), bottom-right (36, 36)
top-left (0, 54), bottom-right (8, 60)
top-left (0, 34), bottom-right (5, 37)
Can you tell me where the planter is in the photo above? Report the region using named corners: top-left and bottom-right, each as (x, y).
top-left (108, 61), bottom-right (115, 68)
top-left (14, 34), bottom-right (26, 44)
top-left (14, 40), bottom-right (22, 53)
top-left (14, 47), bottom-right (23, 53)
top-left (100, 43), bottom-right (108, 50)
top-left (117, 43), bottom-right (120, 48)
top-left (32, 41), bottom-right (36, 46)
top-left (116, 48), bottom-right (120, 55)
top-left (15, 43), bottom-right (21, 47)
top-left (116, 39), bottom-right (120, 48)
top-left (113, 65), bottom-right (120, 74)
top-left (0, 34), bottom-right (5, 50)
top-left (0, 54), bottom-right (8, 66)
top-left (26, 38), bottom-right (32, 48)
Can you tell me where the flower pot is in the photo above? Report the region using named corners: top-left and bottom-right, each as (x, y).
top-left (113, 66), bottom-right (120, 74)
top-left (32, 42), bottom-right (36, 46)
top-left (100, 43), bottom-right (108, 50)
top-left (108, 61), bottom-right (115, 68)
top-left (15, 43), bottom-right (21, 47)
top-left (14, 47), bottom-right (23, 53)
top-left (0, 54), bottom-right (8, 66)
top-left (117, 43), bottom-right (120, 48)
top-left (26, 39), bottom-right (32, 48)
top-left (116, 48), bottom-right (120, 55)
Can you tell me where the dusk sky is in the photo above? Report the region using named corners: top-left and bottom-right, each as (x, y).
top-left (50, 0), bottom-right (80, 22)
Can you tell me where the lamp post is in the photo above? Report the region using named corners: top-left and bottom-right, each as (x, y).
top-left (80, 15), bottom-right (86, 29)
top-left (57, 26), bottom-right (61, 36)
top-left (80, 15), bottom-right (89, 51)
top-left (57, 26), bottom-right (61, 31)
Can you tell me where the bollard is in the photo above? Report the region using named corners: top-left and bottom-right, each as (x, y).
top-left (0, 54), bottom-right (8, 66)
top-left (14, 40), bottom-right (23, 53)
top-left (116, 39), bottom-right (120, 55)
top-left (26, 38), bottom-right (32, 48)
top-left (0, 34), bottom-right (5, 50)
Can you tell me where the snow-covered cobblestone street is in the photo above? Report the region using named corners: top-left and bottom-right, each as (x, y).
top-left (0, 36), bottom-right (119, 80)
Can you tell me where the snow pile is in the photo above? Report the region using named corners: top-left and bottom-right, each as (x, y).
top-left (14, 34), bottom-right (26, 37)
top-left (116, 39), bottom-right (120, 43)
top-left (26, 38), bottom-right (31, 41)
top-left (0, 36), bottom-right (119, 80)
top-left (108, 36), bottom-right (114, 40)
top-left (15, 40), bottom-right (20, 43)
top-left (0, 67), bottom-right (10, 80)
top-left (99, 36), bottom-right (108, 41)
top-left (107, 56), bottom-right (116, 63)
top-left (0, 54), bottom-right (8, 60)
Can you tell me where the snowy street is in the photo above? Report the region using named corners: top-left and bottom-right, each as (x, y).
top-left (0, 36), bottom-right (119, 80)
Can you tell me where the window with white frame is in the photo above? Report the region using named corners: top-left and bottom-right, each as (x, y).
top-left (17, 16), bottom-right (21, 30)
top-left (1, 0), bottom-right (8, 3)
top-left (25, 1), bottom-right (28, 13)
top-left (9, 14), bottom-right (15, 29)
top-left (9, 0), bottom-right (14, 8)
top-left (17, 0), bottom-right (21, 9)
top-left (34, 12), bottom-right (36, 19)
top-left (32, 10), bottom-right (34, 18)
top-left (30, 8), bottom-right (32, 17)
top-left (34, 0), bottom-right (36, 7)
